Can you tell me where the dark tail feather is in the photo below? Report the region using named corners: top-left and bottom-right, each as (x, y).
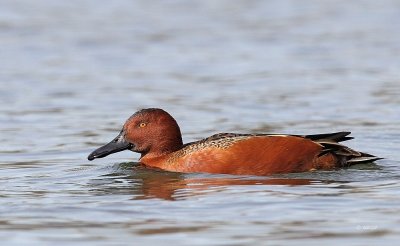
top-left (307, 132), bottom-right (381, 166)
top-left (302, 131), bottom-right (353, 142)
top-left (347, 152), bottom-right (383, 164)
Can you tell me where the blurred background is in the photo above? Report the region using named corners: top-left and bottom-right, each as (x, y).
top-left (1, 0), bottom-right (399, 245)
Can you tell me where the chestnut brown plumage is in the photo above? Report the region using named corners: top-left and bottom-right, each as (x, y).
top-left (88, 108), bottom-right (381, 176)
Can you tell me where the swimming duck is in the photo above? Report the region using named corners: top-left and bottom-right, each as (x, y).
top-left (88, 108), bottom-right (380, 176)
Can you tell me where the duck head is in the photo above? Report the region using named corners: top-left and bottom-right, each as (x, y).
top-left (88, 108), bottom-right (183, 161)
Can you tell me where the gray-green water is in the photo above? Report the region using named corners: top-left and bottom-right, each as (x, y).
top-left (1, 0), bottom-right (399, 245)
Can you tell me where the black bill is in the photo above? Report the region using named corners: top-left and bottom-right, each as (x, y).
top-left (88, 131), bottom-right (133, 161)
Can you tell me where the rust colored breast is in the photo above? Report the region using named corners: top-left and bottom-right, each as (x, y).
top-left (141, 135), bottom-right (332, 176)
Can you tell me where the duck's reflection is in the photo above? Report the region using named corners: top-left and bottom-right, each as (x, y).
top-left (90, 162), bottom-right (341, 200)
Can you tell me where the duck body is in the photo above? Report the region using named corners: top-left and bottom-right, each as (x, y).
top-left (88, 108), bottom-right (380, 176)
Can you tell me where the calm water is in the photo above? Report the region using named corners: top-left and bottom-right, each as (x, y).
top-left (1, 0), bottom-right (400, 245)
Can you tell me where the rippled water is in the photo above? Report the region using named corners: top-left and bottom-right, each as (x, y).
top-left (1, 0), bottom-right (400, 245)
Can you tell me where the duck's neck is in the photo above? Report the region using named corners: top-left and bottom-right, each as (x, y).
top-left (140, 134), bottom-right (183, 160)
